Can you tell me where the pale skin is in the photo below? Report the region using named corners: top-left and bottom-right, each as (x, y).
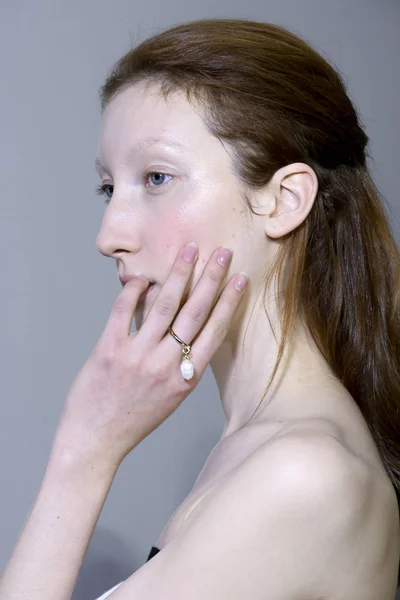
top-left (0, 81), bottom-right (399, 599)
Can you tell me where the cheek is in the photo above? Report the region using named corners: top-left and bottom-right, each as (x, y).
top-left (153, 200), bottom-right (203, 261)
top-left (151, 178), bottom-right (236, 281)
top-left (150, 218), bottom-right (207, 300)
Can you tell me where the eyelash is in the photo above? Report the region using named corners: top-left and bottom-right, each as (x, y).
top-left (95, 171), bottom-right (174, 205)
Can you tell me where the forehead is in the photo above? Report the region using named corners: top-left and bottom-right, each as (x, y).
top-left (98, 82), bottom-right (208, 149)
top-left (95, 81), bottom-right (237, 182)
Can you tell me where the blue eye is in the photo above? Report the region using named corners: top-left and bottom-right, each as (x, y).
top-left (146, 172), bottom-right (173, 188)
top-left (95, 184), bottom-right (113, 204)
top-left (95, 172), bottom-right (173, 205)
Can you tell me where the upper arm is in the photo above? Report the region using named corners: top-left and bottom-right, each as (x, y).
top-left (109, 433), bottom-right (369, 600)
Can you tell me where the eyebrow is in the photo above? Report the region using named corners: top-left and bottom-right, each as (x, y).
top-left (95, 136), bottom-right (188, 173)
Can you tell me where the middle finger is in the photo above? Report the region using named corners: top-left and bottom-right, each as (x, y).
top-left (139, 243), bottom-right (232, 346)
top-left (164, 245), bottom-right (233, 350)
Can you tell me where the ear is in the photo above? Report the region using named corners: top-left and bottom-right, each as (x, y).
top-left (262, 163), bottom-right (318, 239)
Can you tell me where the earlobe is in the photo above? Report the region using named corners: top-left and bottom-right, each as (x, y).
top-left (264, 164), bottom-right (318, 239)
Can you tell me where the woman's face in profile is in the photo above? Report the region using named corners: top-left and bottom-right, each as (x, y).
top-left (95, 81), bottom-right (262, 321)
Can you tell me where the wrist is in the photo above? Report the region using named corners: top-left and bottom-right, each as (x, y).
top-left (49, 425), bottom-right (119, 484)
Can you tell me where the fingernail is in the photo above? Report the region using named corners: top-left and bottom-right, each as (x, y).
top-left (183, 242), bottom-right (198, 263)
top-left (216, 247), bottom-right (233, 267)
top-left (234, 272), bottom-right (248, 292)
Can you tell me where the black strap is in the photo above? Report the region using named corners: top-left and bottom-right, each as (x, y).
top-left (146, 545), bottom-right (160, 562)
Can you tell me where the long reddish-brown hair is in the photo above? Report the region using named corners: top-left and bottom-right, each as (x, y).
top-left (98, 18), bottom-right (400, 579)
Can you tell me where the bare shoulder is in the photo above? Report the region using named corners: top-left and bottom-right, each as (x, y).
top-left (259, 418), bottom-right (398, 510)
top-left (227, 426), bottom-right (370, 520)
top-left (255, 423), bottom-right (372, 496)
top-left (253, 424), bottom-right (399, 536)
top-left (113, 428), bottom-right (398, 600)
top-left (233, 427), bottom-right (400, 597)
top-left (190, 426), bottom-right (398, 596)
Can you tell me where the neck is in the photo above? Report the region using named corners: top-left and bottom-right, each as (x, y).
top-left (210, 287), bottom-right (337, 440)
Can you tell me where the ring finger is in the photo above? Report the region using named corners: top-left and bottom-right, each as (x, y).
top-left (162, 245), bottom-right (234, 353)
top-left (166, 260), bottom-right (244, 384)
top-left (138, 243), bottom-right (232, 349)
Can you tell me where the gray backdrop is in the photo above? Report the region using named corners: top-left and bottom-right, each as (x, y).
top-left (1, 1), bottom-right (399, 599)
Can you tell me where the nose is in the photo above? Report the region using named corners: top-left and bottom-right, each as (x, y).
top-left (95, 204), bottom-right (140, 259)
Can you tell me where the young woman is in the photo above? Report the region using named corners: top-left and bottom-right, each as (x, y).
top-left (1, 18), bottom-right (399, 600)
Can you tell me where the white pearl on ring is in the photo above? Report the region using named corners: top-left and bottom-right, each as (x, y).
top-left (180, 359), bottom-right (194, 380)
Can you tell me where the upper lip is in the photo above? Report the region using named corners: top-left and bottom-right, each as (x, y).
top-left (119, 273), bottom-right (155, 286)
